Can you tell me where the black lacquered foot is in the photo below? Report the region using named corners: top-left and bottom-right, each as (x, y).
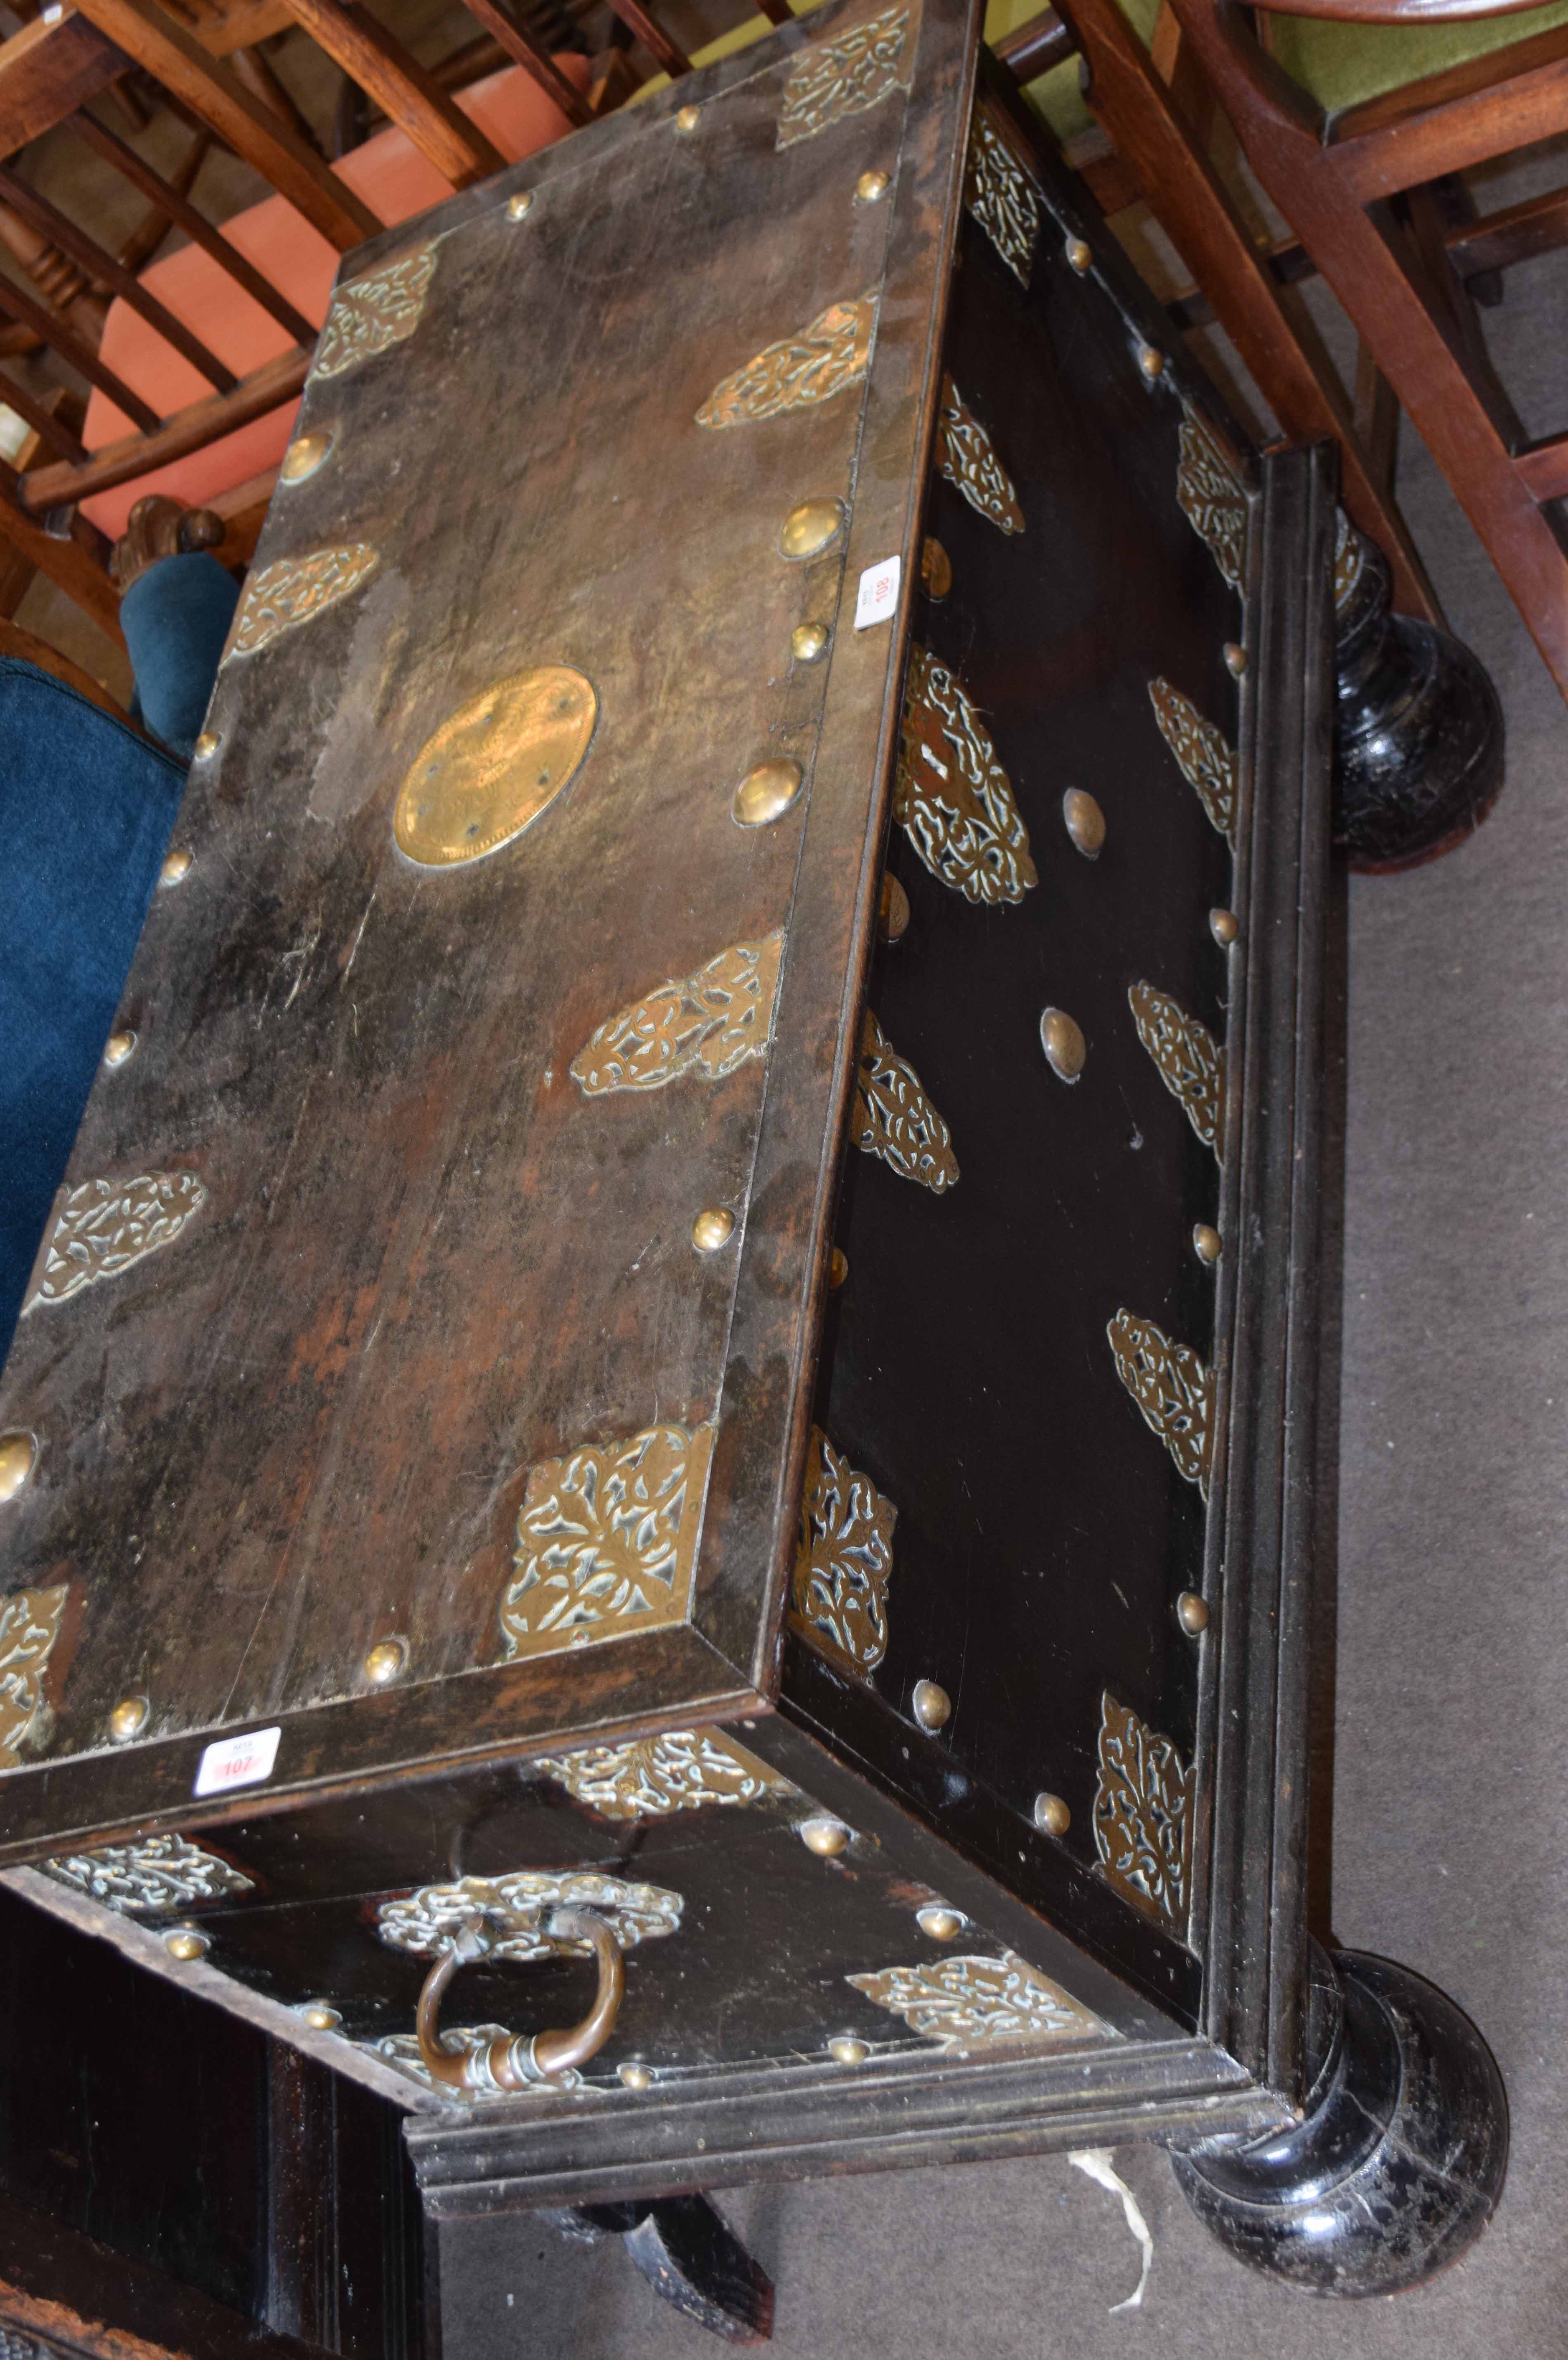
top-left (542, 2197), bottom-right (774, 2342)
top-left (1172, 1946), bottom-right (1507, 2295)
top-left (1333, 527), bottom-right (1504, 872)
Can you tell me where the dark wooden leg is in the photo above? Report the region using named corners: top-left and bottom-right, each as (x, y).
top-left (541, 2199), bottom-right (774, 2344)
top-left (1172, 1945), bottom-right (1507, 2294)
top-left (1333, 522), bottom-right (1504, 870)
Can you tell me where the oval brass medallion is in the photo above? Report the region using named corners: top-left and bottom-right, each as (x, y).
top-left (394, 666), bottom-right (597, 868)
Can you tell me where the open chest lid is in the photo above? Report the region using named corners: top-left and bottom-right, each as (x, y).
top-left (0, 0), bottom-right (983, 1854)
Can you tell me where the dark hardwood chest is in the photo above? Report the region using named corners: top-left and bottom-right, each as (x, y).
top-left (0, 0), bottom-right (1504, 2312)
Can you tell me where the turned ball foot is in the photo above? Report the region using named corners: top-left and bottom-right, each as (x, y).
top-left (1172, 1946), bottom-right (1507, 2295)
top-left (1333, 525), bottom-right (1504, 873)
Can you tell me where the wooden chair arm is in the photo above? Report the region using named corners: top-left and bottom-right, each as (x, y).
top-left (1250, 0), bottom-right (1551, 21)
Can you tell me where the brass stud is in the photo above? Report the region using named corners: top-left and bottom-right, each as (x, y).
top-left (193, 731), bottom-right (219, 759)
top-left (879, 873), bottom-right (909, 944)
top-left (1193, 1223), bottom-right (1222, 1266)
top-left (779, 499), bottom-right (843, 560)
top-left (692, 1206), bottom-right (734, 1253)
top-left (1039, 1008), bottom-right (1086, 1083)
top-left (828, 2035), bottom-right (868, 2065)
top-left (828, 1247), bottom-right (848, 1291)
top-left (675, 103), bottom-right (701, 133)
top-left (912, 1678), bottom-right (951, 1732)
top-left (0, 1432), bottom-right (37, 1503)
top-left (1033, 1791), bottom-right (1070, 1837)
top-left (1224, 642), bottom-right (1248, 677)
top-left (1061, 787), bottom-right (1105, 859)
top-left (164, 1925), bottom-right (209, 1962)
top-left (505, 189), bottom-right (534, 220)
top-left (855, 168), bottom-right (889, 204)
top-left (1177, 1591), bottom-right (1210, 1635)
top-left (619, 2062), bottom-right (654, 2090)
top-left (1137, 343), bottom-right (1165, 381)
top-left (1065, 236), bottom-right (1092, 273)
top-left (103, 1029), bottom-right (136, 1069)
top-left (798, 1816), bottom-right (851, 1857)
top-left (362, 1636), bottom-right (407, 1686)
top-left (733, 758), bottom-right (803, 828)
top-left (110, 1695), bottom-right (148, 1743)
top-left (921, 536), bottom-right (952, 600)
top-left (159, 848), bottom-right (193, 887)
top-left (299, 2001), bottom-right (342, 2031)
top-left (916, 1903), bottom-right (963, 1941)
top-left (280, 429), bottom-right (333, 485)
top-left (1210, 907), bottom-right (1240, 947)
top-left (791, 619), bottom-right (829, 663)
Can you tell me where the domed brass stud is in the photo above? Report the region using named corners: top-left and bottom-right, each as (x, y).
top-left (362, 1636), bottom-right (407, 1686)
top-left (921, 536), bottom-right (952, 599)
top-left (165, 1925), bottom-right (209, 1962)
top-left (1033, 1791), bottom-right (1070, 1837)
top-left (1137, 343), bottom-right (1165, 381)
top-left (798, 1816), bottom-right (851, 1857)
top-left (159, 848), bottom-right (193, 887)
top-left (619, 2062), bottom-right (654, 2090)
top-left (692, 1206), bottom-right (734, 1253)
top-left (675, 103), bottom-right (701, 132)
top-left (110, 1695), bottom-right (148, 1743)
top-left (1065, 236), bottom-right (1092, 273)
top-left (505, 189), bottom-right (534, 220)
top-left (1177, 1591), bottom-right (1210, 1635)
top-left (298, 2000), bottom-right (341, 2031)
top-left (281, 429), bottom-right (333, 485)
top-left (879, 873), bottom-right (909, 944)
top-left (1210, 907), bottom-right (1240, 947)
top-left (779, 499), bottom-right (843, 561)
top-left (1224, 642), bottom-right (1248, 677)
top-left (0, 1432), bottom-right (37, 1503)
top-left (1193, 1223), bottom-right (1222, 1266)
top-left (193, 731), bottom-right (219, 760)
top-left (828, 1247), bottom-right (848, 1291)
top-left (912, 1678), bottom-right (950, 1732)
top-left (916, 1903), bottom-right (963, 1941)
top-left (855, 168), bottom-right (889, 204)
top-left (1062, 787), bottom-right (1105, 859)
top-left (104, 1030), bottom-right (136, 1069)
top-left (1039, 1008), bottom-right (1086, 1083)
top-left (828, 2036), bottom-right (868, 2065)
top-left (791, 619), bottom-right (829, 663)
top-left (733, 758), bottom-right (803, 828)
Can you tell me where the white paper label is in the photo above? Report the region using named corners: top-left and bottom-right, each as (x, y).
top-left (194, 1724), bottom-right (281, 1798)
top-left (855, 555), bottom-right (902, 629)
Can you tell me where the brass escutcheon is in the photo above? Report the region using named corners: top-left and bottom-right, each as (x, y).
top-left (395, 667), bottom-right (597, 868)
top-left (416, 1906), bottom-right (625, 2091)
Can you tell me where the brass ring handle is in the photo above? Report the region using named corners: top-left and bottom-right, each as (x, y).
top-left (414, 1906), bottom-right (625, 2093)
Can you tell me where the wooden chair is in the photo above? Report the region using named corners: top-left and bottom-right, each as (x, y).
top-left (0, 0), bottom-right (721, 648)
top-left (1152, 0), bottom-right (1568, 697)
top-left (990, 0), bottom-right (1447, 618)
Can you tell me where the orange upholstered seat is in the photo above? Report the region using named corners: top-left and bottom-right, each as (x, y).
top-left (81, 59), bottom-right (589, 537)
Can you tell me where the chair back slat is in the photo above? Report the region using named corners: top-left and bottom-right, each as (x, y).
top-left (603, 0), bottom-right (691, 81)
top-left (73, 0), bottom-right (382, 250)
top-left (0, 162), bottom-right (238, 393)
top-left (0, 270), bottom-right (162, 430)
top-left (279, 0), bottom-right (506, 187)
top-left (448, 0), bottom-right (593, 129)
top-left (23, 343), bottom-right (311, 511)
top-left (72, 108), bottom-right (319, 348)
top-left (0, 13), bottom-right (128, 154)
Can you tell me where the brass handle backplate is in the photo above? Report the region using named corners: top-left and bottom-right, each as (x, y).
top-left (414, 1905), bottom-right (625, 2093)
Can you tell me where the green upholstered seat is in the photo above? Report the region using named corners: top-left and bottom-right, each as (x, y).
top-left (1261, 0), bottom-right (1568, 118)
top-left (982, 0), bottom-right (1161, 145)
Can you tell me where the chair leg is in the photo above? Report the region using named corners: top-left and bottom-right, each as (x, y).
top-left (0, 485), bottom-right (123, 646)
top-left (1057, 0), bottom-right (1446, 623)
top-left (1224, 153), bottom-right (1568, 700)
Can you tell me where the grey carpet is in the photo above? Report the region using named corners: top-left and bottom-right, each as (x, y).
top-left (437, 246), bottom-right (1568, 2360)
